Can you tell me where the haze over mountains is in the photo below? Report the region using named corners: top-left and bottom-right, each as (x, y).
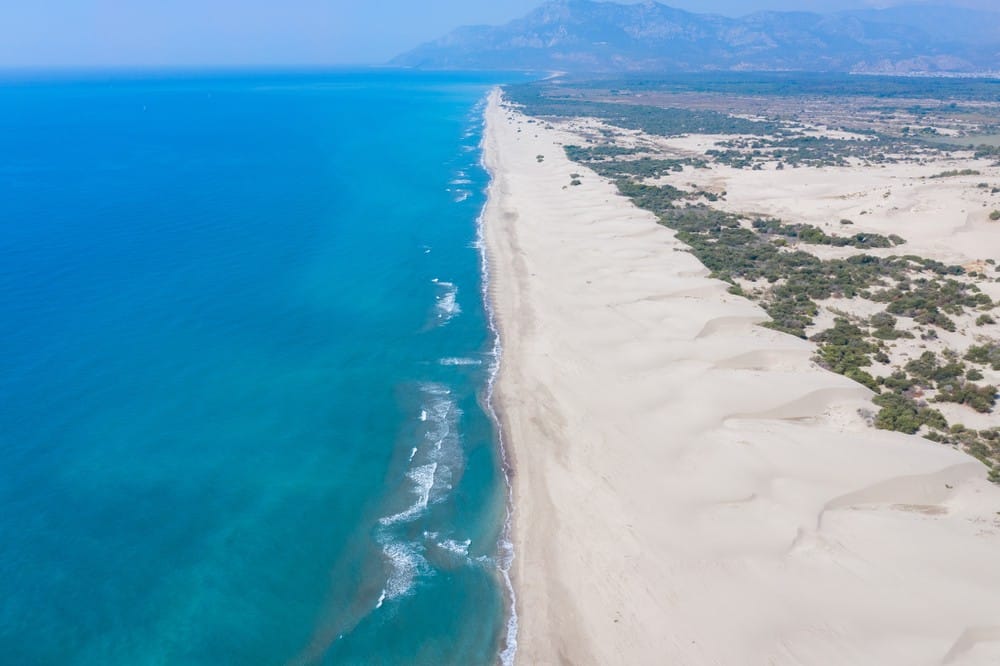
top-left (392, 0), bottom-right (1000, 74)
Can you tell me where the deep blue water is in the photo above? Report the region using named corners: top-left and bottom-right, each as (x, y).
top-left (0, 70), bottom-right (517, 664)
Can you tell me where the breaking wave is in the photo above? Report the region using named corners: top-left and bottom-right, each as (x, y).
top-left (373, 383), bottom-right (464, 606)
top-left (431, 279), bottom-right (461, 324)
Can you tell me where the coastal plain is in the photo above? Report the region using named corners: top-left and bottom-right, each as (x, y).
top-left (483, 89), bottom-right (1000, 665)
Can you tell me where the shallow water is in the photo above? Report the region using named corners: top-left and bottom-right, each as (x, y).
top-left (0, 69), bottom-right (517, 664)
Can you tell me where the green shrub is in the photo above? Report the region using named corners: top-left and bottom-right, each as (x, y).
top-left (881, 371), bottom-right (915, 392)
top-left (564, 144), bottom-right (638, 161)
top-left (813, 318), bottom-right (877, 374)
top-left (874, 277), bottom-right (991, 332)
top-left (965, 343), bottom-right (1000, 371)
top-left (873, 392), bottom-right (945, 434)
top-left (846, 368), bottom-right (880, 391)
top-left (929, 169), bottom-right (981, 179)
top-left (935, 382), bottom-right (997, 413)
top-left (751, 219), bottom-right (899, 248)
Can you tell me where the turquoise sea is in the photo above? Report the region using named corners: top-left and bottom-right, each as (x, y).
top-left (0, 70), bottom-right (520, 664)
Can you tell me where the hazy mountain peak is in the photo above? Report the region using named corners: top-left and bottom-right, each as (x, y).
top-left (391, 0), bottom-right (1000, 74)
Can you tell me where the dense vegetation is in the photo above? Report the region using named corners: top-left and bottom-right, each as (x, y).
top-left (708, 134), bottom-right (914, 168)
top-left (564, 144), bottom-right (640, 161)
top-left (751, 218), bottom-right (903, 249)
top-left (569, 73), bottom-right (1000, 102)
top-left (506, 85), bottom-right (782, 137)
top-left (577, 155), bottom-right (709, 180)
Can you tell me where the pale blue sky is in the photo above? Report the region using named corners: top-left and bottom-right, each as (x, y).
top-left (0, 1), bottom-right (995, 68)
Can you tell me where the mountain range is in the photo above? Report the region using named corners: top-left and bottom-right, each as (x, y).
top-left (391, 0), bottom-right (1000, 74)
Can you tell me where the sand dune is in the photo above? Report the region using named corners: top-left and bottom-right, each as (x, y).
top-left (483, 90), bottom-right (1000, 665)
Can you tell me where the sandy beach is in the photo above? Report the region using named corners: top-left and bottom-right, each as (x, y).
top-left (482, 89), bottom-right (1000, 665)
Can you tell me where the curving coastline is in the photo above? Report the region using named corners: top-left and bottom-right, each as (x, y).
top-left (482, 88), bottom-right (1000, 665)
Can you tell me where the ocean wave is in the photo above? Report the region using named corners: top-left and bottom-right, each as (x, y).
top-left (420, 383), bottom-right (461, 458)
top-left (378, 383), bottom-right (463, 527)
top-left (437, 538), bottom-right (472, 557)
top-left (453, 190), bottom-right (471, 203)
top-left (450, 178), bottom-right (472, 185)
top-left (439, 357), bottom-right (483, 366)
top-left (373, 383), bottom-right (465, 609)
top-left (378, 462), bottom-right (437, 526)
top-left (431, 279), bottom-right (461, 324)
top-left (375, 540), bottom-right (429, 608)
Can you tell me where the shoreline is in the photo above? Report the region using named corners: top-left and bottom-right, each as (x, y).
top-left (477, 94), bottom-right (518, 665)
top-left (482, 90), bottom-right (1000, 664)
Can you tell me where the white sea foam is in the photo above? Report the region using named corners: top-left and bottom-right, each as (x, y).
top-left (453, 190), bottom-right (471, 203)
top-left (379, 462), bottom-right (437, 526)
top-left (421, 384), bottom-right (456, 450)
top-left (450, 178), bottom-right (472, 185)
top-left (377, 540), bottom-right (428, 605)
top-left (378, 384), bottom-right (463, 528)
top-left (438, 538), bottom-right (472, 557)
top-left (372, 382), bottom-right (466, 611)
top-left (433, 280), bottom-right (461, 324)
top-left (439, 357), bottom-right (483, 366)
top-left (421, 384), bottom-right (464, 497)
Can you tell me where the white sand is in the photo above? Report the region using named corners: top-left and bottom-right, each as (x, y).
top-left (646, 139), bottom-right (1000, 273)
top-left (483, 90), bottom-right (1000, 665)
